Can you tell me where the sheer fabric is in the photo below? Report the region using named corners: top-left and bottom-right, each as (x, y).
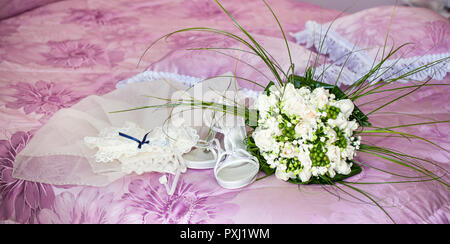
top-left (13, 74), bottom-right (240, 186)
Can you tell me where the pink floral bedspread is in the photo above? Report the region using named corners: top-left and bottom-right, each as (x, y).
top-left (0, 0), bottom-right (449, 224)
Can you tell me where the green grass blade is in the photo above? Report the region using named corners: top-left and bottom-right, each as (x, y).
top-left (214, 0), bottom-right (283, 84)
top-left (338, 181), bottom-right (396, 223)
top-left (357, 130), bottom-right (449, 153)
top-left (260, 0), bottom-right (294, 80)
top-left (365, 77), bottom-right (431, 115)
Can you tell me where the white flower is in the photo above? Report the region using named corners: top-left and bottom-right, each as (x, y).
top-left (301, 106), bottom-right (318, 123)
top-left (255, 94), bottom-right (277, 118)
top-left (255, 94), bottom-right (270, 116)
top-left (328, 113), bottom-right (348, 130)
top-left (253, 84), bottom-right (360, 183)
top-left (295, 119), bottom-right (316, 140)
top-left (311, 87), bottom-right (330, 109)
top-left (298, 151), bottom-right (312, 168)
top-left (297, 87), bottom-right (311, 97)
top-left (263, 116), bottom-right (281, 136)
top-left (262, 153), bottom-right (271, 161)
top-left (263, 153), bottom-right (277, 166)
top-left (271, 159), bottom-right (284, 169)
top-left (252, 128), bottom-right (278, 152)
top-left (327, 167), bottom-right (336, 178)
top-left (343, 120), bottom-right (358, 137)
top-left (335, 160), bottom-right (352, 175)
top-left (326, 145), bottom-right (341, 163)
top-left (275, 167), bottom-right (292, 181)
top-left (334, 99), bottom-right (354, 118)
top-left (281, 84), bottom-right (309, 117)
top-left (341, 145), bottom-right (356, 160)
top-left (311, 166), bottom-right (327, 177)
top-left (281, 143), bottom-right (296, 158)
top-left (283, 98), bottom-right (307, 117)
top-left (282, 83), bottom-right (298, 99)
top-left (325, 127), bottom-right (337, 143)
top-left (299, 167), bottom-right (312, 182)
top-left (269, 85), bottom-right (281, 98)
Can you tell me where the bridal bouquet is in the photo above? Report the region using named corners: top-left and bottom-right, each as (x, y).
top-left (123, 0), bottom-right (449, 222)
top-left (250, 81), bottom-right (362, 183)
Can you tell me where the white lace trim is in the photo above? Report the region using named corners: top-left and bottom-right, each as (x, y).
top-left (116, 71), bottom-right (203, 88)
top-left (84, 121), bottom-right (199, 175)
top-left (116, 69), bottom-right (361, 98)
top-left (291, 20), bottom-right (450, 84)
top-left (117, 70), bottom-right (262, 99)
top-left (291, 21), bottom-right (373, 72)
top-left (382, 52), bottom-right (450, 81)
top-left (310, 64), bottom-right (363, 86)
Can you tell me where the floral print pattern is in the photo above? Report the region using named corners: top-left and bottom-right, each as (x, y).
top-left (0, 0), bottom-right (448, 224)
top-left (38, 188), bottom-right (128, 224)
top-left (182, 0), bottom-right (238, 19)
top-left (5, 80), bottom-right (82, 118)
top-left (41, 40), bottom-right (110, 69)
top-left (122, 174), bottom-right (239, 224)
top-left (327, 6), bottom-right (450, 59)
top-left (62, 8), bottom-right (138, 27)
top-left (426, 20), bottom-right (450, 53)
top-left (0, 131), bottom-right (55, 223)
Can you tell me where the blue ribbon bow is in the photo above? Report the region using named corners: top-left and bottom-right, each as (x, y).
top-left (118, 131), bottom-right (151, 149)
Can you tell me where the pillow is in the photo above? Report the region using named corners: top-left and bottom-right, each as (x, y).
top-left (291, 5), bottom-right (450, 83)
top-left (0, 0), bottom-right (61, 20)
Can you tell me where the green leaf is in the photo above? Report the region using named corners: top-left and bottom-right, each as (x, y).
top-left (245, 134), bottom-right (362, 184)
top-left (244, 107), bottom-right (259, 129)
top-left (289, 74), bottom-right (371, 127)
top-left (287, 163), bottom-right (362, 185)
top-left (263, 81), bottom-right (275, 96)
top-left (245, 136), bottom-right (275, 175)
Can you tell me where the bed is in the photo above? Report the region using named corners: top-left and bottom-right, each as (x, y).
top-left (0, 0), bottom-right (449, 224)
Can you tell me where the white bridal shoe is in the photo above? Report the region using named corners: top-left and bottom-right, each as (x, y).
top-left (182, 137), bottom-right (222, 169)
top-left (181, 116), bottom-right (224, 169)
top-left (213, 125), bottom-right (260, 189)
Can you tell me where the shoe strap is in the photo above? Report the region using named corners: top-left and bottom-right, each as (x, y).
top-left (214, 148), bottom-right (258, 176)
top-left (158, 154), bottom-right (186, 196)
